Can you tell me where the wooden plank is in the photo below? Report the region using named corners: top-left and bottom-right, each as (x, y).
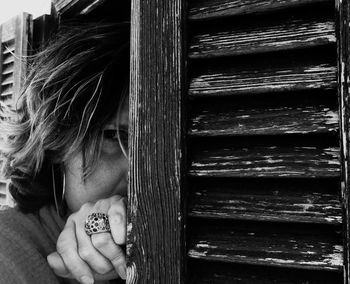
top-left (189, 18), bottom-right (335, 58)
top-left (190, 145), bottom-right (340, 178)
top-left (188, 0), bottom-right (331, 20)
top-left (189, 59), bottom-right (337, 97)
top-left (33, 14), bottom-right (58, 51)
top-left (0, 25), bottom-right (2, 96)
top-left (127, 0), bottom-right (186, 283)
top-left (188, 221), bottom-right (343, 271)
top-left (13, 13), bottom-right (32, 106)
top-left (52, 0), bottom-right (107, 16)
top-left (188, 260), bottom-right (343, 283)
top-left (335, 0), bottom-right (350, 282)
top-left (188, 179), bottom-right (342, 224)
top-left (189, 102), bottom-right (338, 136)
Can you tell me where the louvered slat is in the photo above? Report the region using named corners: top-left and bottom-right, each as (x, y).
top-left (2, 62), bottom-right (14, 75)
top-left (188, 179), bottom-right (341, 224)
top-left (189, 261), bottom-right (342, 283)
top-left (189, 101), bottom-right (338, 136)
top-left (189, 18), bottom-right (335, 58)
top-left (189, 60), bottom-right (336, 97)
top-left (190, 144), bottom-right (340, 178)
top-left (2, 54), bottom-right (14, 65)
top-left (1, 75), bottom-right (13, 86)
top-left (188, 0), bottom-right (331, 20)
top-left (1, 84), bottom-right (13, 98)
top-left (188, 221), bottom-right (343, 271)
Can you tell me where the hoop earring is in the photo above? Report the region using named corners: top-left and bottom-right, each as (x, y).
top-left (52, 165), bottom-right (66, 216)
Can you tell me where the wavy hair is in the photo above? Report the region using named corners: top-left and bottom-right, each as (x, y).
top-left (0, 22), bottom-right (130, 213)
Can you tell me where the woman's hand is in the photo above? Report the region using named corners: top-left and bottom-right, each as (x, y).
top-left (47, 195), bottom-right (127, 284)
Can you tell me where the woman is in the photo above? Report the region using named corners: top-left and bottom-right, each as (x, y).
top-left (0, 22), bottom-right (129, 284)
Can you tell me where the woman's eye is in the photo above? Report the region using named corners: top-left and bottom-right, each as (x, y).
top-left (103, 129), bottom-right (118, 140)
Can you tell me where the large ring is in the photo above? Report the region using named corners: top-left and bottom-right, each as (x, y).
top-left (85, 213), bottom-right (111, 236)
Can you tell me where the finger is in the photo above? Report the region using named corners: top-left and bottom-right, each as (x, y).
top-left (91, 232), bottom-right (127, 280)
top-left (47, 252), bottom-right (118, 281)
top-left (108, 196), bottom-right (127, 245)
top-left (47, 252), bottom-right (72, 278)
top-left (94, 270), bottom-right (119, 281)
top-left (76, 215), bottom-right (113, 274)
top-left (56, 217), bottom-right (94, 284)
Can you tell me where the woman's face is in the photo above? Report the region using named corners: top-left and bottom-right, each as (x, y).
top-left (64, 102), bottom-right (128, 213)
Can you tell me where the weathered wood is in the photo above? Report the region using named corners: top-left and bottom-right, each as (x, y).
top-left (335, 0), bottom-right (350, 283)
top-left (189, 58), bottom-right (337, 97)
top-left (12, 13), bottom-right (32, 106)
top-left (0, 25), bottom-right (2, 97)
top-left (189, 18), bottom-right (335, 58)
top-left (190, 145), bottom-right (340, 178)
top-left (52, 0), bottom-right (107, 16)
top-left (127, 0), bottom-right (186, 283)
top-left (188, 179), bottom-right (342, 224)
top-left (188, 260), bottom-right (343, 283)
top-left (189, 101), bottom-right (338, 136)
top-left (188, 0), bottom-right (331, 20)
top-left (33, 14), bottom-right (58, 51)
top-left (188, 221), bottom-right (343, 271)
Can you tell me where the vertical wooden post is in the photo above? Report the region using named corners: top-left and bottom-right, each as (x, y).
top-left (13, 13), bottom-right (32, 105)
top-left (336, 0), bottom-right (350, 283)
top-left (0, 25), bottom-right (3, 97)
top-left (127, 0), bottom-right (186, 283)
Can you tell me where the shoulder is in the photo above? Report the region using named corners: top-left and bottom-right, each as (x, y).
top-left (0, 207), bottom-right (61, 284)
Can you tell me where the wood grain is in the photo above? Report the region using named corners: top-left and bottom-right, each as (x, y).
top-left (189, 145), bottom-right (340, 178)
top-left (189, 18), bottom-right (335, 58)
top-left (0, 25), bottom-right (2, 97)
top-left (52, 0), bottom-right (107, 16)
top-left (189, 102), bottom-right (338, 136)
top-left (188, 0), bottom-right (331, 20)
top-left (188, 221), bottom-right (343, 271)
top-left (188, 179), bottom-right (342, 224)
top-left (189, 60), bottom-right (337, 97)
top-left (127, 0), bottom-right (186, 283)
top-left (335, 0), bottom-right (350, 282)
top-left (188, 260), bottom-right (343, 283)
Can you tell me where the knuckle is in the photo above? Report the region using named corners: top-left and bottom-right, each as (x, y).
top-left (91, 233), bottom-right (112, 249)
top-left (94, 199), bottom-right (105, 207)
top-left (56, 237), bottom-right (70, 254)
top-left (95, 265), bottom-right (111, 275)
top-left (111, 251), bottom-right (125, 266)
top-left (78, 247), bottom-right (92, 261)
top-left (110, 211), bottom-right (125, 225)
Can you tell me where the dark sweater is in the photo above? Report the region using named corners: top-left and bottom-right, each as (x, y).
top-left (0, 205), bottom-right (76, 284)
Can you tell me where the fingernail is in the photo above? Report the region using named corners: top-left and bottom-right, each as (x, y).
top-left (117, 265), bottom-right (126, 280)
top-left (80, 275), bottom-right (94, 284)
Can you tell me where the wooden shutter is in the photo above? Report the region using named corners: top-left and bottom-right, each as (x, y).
top-left (0, 13), bottom-right (33, 109)
top-left (127, 0), bottom-right (350, 283)
top-left (0, 13), bottom-right (33, 207)
top-left (186, 0), bottom-right (349, 283)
